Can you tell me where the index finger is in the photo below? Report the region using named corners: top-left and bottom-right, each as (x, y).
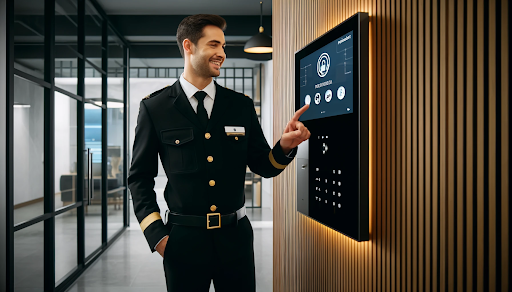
top-left (291, 104), bottom-right (309, 121)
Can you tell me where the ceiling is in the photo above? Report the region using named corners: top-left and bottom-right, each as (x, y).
top-left (96, 0), bottom-right (274, 60)
top-left (13, 0), bottom-right (274, 62)
top-left (95, 0), bottom-right (272, 15)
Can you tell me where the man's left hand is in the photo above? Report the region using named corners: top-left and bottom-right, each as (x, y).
top-left (280, 104), bottom-right (311, 154)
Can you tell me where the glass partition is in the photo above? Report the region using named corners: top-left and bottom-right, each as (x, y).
top-left (84, 102), bottom-right (103, 257)
top-left (13, 76), bottom-right (45, 224)
top-left (85, 65), bottom-right (103, 105)
top-left (9, 1), bottom-right (129, 291)
top-left (107, 28), bottom-right (125, 238)
top-left (84, 0), bottom-right (102, 59)
top-left (14, 222), bottom-right (45, 291)
top-left (55, 211), bottom-right (78, 283)
top-left (55, 92), bottom-right (78, 209)
top-left (54, 0), bottom-right (78, 94)
top-left (13, 0), bottom-right (45, 78)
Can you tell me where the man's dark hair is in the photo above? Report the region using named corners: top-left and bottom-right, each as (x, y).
top-left (176, 14), bottom-right (227, 57)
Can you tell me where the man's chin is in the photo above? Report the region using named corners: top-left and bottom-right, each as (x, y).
top-left (210, 68), bottom-right (221, 77)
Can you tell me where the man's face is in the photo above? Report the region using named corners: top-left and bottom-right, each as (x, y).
top-left (190, 25), bottom-right (226, 78)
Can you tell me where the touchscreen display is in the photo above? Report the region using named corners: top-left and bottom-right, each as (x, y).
top-left (295, 12), bottom-right (369, 241)
top-left (299, 31), bottom-right (354, 121)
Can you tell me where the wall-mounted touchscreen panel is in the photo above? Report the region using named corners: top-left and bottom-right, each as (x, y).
top-left (299, 30), bottom-right (354, 121)
top-left (295, 12), bottom-right (369, 241)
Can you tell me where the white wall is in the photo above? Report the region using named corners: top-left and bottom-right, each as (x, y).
top-left (54, 92), bottom-right (77, 196)
top-left (107, 77), bottom-right (125, 149)
top-left (13, 76), bottom-right (44, 205)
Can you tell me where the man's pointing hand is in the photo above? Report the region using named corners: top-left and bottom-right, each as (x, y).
top-left (280, 104), bottom-right (311, 154)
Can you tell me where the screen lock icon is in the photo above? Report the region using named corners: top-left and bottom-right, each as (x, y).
top-left (317, 53), bottom-right (331, 77)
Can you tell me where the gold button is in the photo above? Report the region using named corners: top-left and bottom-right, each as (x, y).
top-left (210, 205), bottom-right (217, 212)
top-left (205, 133), bottom-right (211, 139)
top-left (209, 180), bottom-right (215, 187)
top-left (235, 137), bottom-right (239, 141)
top-left (207, 156), bottom-right (213, 162)
top-left (175, 139), bottom-right (180, 144)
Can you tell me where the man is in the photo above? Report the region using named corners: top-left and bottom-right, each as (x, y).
top-left (128, 14), bottom-right (310, 292)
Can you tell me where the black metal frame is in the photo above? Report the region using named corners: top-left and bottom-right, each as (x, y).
top-left (1, 1), bottom-right (12, 291)
top-left (5, 0), bottom-right (14, 290)
top-left (76, 0), bottom-right (86, 272)
top-left (123, 45), bottom-right (130, 227)
top-left (43, 2), bottom-right (56, 289)
top-left (4, 0), bottom-right (130, 291)
top-left (101, 17), bottom-right (108, 247)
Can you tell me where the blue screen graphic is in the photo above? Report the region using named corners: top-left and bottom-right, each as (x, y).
top-left (299, 31), bottom-right (354, 121)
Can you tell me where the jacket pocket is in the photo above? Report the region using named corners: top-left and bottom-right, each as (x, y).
top-left (223, 133), bottom-right (247, 142)
top-left (223, 133), bottom-right (248, 153)
top-left (161, 128), bottom-right (197, 173)
top-left (222, 132), bottom-right (248, 167)
top-left (163, 225), bottom-right (176, 261)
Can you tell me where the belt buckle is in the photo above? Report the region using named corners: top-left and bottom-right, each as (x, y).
top-left (207, 213), bottom-right (221, 229)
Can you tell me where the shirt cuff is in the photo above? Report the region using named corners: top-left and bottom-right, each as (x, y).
top-left (285, 147), bottom-right (297, 158)
top-left (154, 235), bottom-right (168, 250)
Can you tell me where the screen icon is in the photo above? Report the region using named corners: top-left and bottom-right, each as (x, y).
top-left (314, 93), bottom-right (321, 104)
top-left (337, 86), bottom-right (346, 99)
top-left (317, 53), bottom-right (331, 77)
top-left (305, 95), bottom-right (311, 105)
top-left (325, 89), bottom-right (332, 102)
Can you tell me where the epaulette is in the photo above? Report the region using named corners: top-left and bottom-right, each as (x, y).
top-left (143, 85), bottom-right (170, 100)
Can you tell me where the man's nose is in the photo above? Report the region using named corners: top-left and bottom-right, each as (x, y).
top-left (216, 48), bottom-right (226, 60)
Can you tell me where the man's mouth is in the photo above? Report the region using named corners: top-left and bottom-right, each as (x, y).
top-left (210, 60), bottom-right (222, 67)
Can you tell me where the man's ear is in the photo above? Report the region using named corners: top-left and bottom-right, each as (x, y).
top-left (183, 39), bottom-right (194, 55)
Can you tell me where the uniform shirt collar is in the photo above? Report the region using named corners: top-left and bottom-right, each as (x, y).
top-left (179, 73), bottom-right (216, 101)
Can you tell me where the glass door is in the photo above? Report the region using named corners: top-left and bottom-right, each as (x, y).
top-left (83, 102), bottom-right (103, 258)
top-left (54, 92), bottom-right (79, 284)
top-left (106, 27), bottom-right (126, 239)
top-left (83, 0), bottom-right (105, 258)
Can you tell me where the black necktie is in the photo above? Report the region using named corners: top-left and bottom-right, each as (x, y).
top-left (194, 91), bottom-right (208, 130)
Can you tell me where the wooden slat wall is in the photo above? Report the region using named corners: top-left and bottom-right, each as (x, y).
top-left (272, 0), bottom-right (509, 291)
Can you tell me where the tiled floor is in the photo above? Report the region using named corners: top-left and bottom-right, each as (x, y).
top-left (66, 208), bottom-right (273, 292)
top-left (13, 200), bottom-right (125, 291)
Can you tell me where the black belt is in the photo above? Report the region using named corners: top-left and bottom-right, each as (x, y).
top-left (165, 206), bottom-right (246, 229)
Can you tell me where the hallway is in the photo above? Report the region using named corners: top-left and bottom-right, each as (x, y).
top-left (67, 208), bottom-right (273, 292)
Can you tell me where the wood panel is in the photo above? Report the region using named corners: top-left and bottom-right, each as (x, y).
top-left (272, 0), bottom-right (510, 291)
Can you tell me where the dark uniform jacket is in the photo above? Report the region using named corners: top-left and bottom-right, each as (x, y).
top-left (128, 80), bottom-right (296, 251)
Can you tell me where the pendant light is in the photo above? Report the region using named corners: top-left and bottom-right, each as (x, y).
top-left (244, 2), bottom-right (273, 54)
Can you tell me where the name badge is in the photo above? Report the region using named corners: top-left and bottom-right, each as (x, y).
top-left (225, 126), bottom-right (245, 136)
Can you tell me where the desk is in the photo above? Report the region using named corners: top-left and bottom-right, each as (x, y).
top-left (59, 174), bottom-right (125, 209)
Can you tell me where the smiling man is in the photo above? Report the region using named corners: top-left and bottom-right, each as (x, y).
top-left (128, 14), bottom-right (310, 292)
